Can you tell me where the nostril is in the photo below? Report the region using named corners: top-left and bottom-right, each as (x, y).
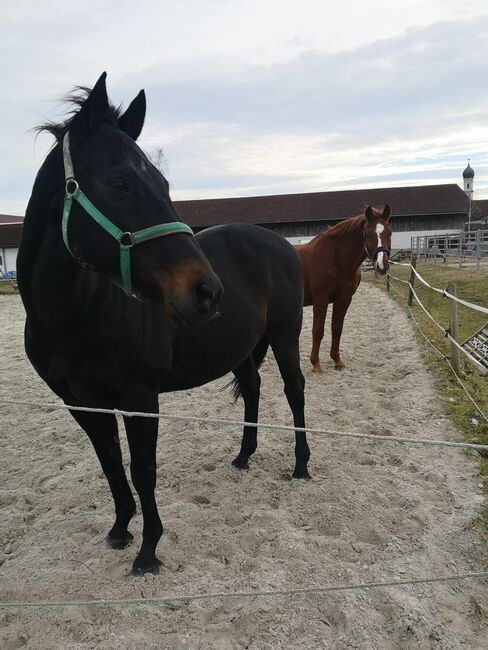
top-left (215, 278), bottom-right (224, 302)
top-left (194, 281), bottom-right (216, 313)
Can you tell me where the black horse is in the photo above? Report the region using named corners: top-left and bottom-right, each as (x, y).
top-left (17, 74), bottom-right (309, 576)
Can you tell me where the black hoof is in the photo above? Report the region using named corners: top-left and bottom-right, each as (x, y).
top-left (292, 469), bottom-right (312, 480)
top-left (232, 457), bottom-right (249, 470)
top-left (106, 531), bottom-right (134, 550)
top-left (131, 557), bottom-right (161, 577)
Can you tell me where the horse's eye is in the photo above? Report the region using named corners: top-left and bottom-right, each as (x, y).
top-left (110, 179), bottom-right (129, 192)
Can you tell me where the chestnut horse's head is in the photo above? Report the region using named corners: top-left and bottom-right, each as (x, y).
top-left (363, 205), bottom-right (392, 275)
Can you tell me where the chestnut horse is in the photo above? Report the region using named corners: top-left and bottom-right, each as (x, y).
top-left (295, 205), bottom-right (392, 373)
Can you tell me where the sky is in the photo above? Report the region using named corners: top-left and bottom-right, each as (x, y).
top-left (1, 0), bottom-right (488, 216)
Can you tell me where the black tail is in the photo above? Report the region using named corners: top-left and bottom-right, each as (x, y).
top-left (224, 336), bottom-right (269, 401)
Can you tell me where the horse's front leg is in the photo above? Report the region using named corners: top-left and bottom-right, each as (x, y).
top-left (123, 389), bottom-right (163, 576)
top-left (70, 410), bottom-right (136, 549)
top-left (310, 297), bottom-right (328, 373)
top-left (330, 296), bottom-right (353, 369)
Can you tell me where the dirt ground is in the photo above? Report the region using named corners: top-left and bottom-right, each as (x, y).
top-left (1, 283), bottom-right (487, 649)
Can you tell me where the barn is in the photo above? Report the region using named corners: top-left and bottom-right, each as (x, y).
top-left (0, 180), bottom-right (481, 274)
top-left (0, 215), bottom-right (23, 278)
top-left (472, 198), bottom-right (488, 230)
top-left (174, 183), bottom-right (472, 248)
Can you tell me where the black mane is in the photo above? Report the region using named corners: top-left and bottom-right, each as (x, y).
top-left (34, 86), bottom-right (122, 141)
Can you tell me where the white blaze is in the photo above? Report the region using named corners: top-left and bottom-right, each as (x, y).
top-left (376, 224), bottom-right (385, 270)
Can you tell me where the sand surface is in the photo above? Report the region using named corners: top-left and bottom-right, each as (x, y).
top-left (1, 283), bottom-right (487, 649)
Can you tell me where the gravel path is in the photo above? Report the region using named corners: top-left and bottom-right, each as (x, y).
top-left (1, 283), bottom-right (487, 649)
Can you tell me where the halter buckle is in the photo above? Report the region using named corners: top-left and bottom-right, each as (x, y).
top-left (119, 232), bottom-right (136, 248)
top-left (65, 178), bottom-right (79, 197)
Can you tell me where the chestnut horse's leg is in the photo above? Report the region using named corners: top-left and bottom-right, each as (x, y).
top-left (310, 296), bottom-right (329, 373)
top-left (123, 389), bottom-right (163, 576)
top-left (231, 356), bottom-right (261, 470)
top-left (270, 336), bottom-right (310, 479)
top-left (70, 410), bottom-right (136, 549)
top-left (330, 296), bottom-right (353, 369)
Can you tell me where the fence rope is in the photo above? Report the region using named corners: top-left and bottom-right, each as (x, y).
top-left (445, 356), bottom-right (488, 424)
top-left (407, 283), bottom-right (446, 335)
top-left (404, 302), bottom-right (449, 360)
top-left (388, 274), bottom-right (410, 285)
top-left (387, 263), bottom-right (488, 373)
top-left (385, 268), bottom-right (488, 422)
top-left (1, 570), bottom-right (487, 610)
top-left (405, 302), bottom-right (488, 423)
top-left (389, 260), bottom-right (488, 314)
top-left (2, 396), bottom-right (488, 451)
top-left (442, 289), bottom-right (488, 316)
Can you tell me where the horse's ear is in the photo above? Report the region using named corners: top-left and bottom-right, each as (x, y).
top-left (118, 90), bottom-right (146, 141)
top-left (383, 204), bottom-right (391, 221)
top-left (365, 206), bottom-right (374, 221)
top-left (71, 72), bottom-right (110, 134)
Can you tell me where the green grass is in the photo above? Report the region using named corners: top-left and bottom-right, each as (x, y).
top-left (365, 262), bottom-right (488, 534)
top-left (0, 281), bottom-right (18, 295)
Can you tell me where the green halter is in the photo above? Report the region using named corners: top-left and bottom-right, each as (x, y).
top-left (61, 132), bottom-right (194, 296)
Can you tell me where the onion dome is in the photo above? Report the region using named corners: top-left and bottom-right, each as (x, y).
top-left (463, 161), bottom-right (474, 179)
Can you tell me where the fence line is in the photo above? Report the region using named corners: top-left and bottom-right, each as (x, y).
top-left (400, 297), bottom-right (488, 424)
top-left (2, 396), bottom-right (488, 448)
top-left (390, 260), bottom-right (488, 315)
top-left (410, 230), bottom-right (488, 272)
top-left (412, 265), bottom-right (488, 316)
top-left (1, 570), bottom-right (487, 610)
top-left (388, 261), bottom-right (488, 371)
top-left (386, 262), bottom-right (488, 421)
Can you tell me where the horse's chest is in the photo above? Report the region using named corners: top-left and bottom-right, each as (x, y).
top-left (25, 317), bottom-right (171, 401)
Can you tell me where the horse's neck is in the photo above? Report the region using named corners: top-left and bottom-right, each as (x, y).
top-left (327, 219), bottom-right (366, 273)
top-left (19, 179), bottom-right (93, 325)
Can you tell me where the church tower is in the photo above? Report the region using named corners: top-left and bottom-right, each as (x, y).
top-left (463, 160), bottom-right (474, 198)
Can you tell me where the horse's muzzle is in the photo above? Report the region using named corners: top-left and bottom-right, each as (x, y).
top-left (193, 278), bottom-right (223, 316)
top-left (167, 269), bottom-right (223, 328)
top-left (374, 253), bottom-right (389, 275)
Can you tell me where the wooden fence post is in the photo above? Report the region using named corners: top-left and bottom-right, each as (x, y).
top-left (448, 282), bottom-right (459, 374)
top-left (407, 254), bottom-right (417, 306)
top-left (476, 230), bottom-right (481, 272)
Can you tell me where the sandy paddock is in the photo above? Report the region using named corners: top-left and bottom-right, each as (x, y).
top-left (0, 283), bottom-right (487, 649)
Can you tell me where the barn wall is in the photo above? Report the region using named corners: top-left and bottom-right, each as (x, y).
top-left (0, 247), bottom-right (18, 276)
top-left (392, 213), bottom-right (466, 232)
top-left (193, 213), bottom-right (468, 246)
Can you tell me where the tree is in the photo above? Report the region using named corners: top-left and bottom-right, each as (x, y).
top-left (149, 147), bottom-right (169, 176)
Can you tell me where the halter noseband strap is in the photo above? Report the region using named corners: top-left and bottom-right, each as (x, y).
top-left (61, 132), bottom-right (194, 296)
top-left (363, 227), bottom-right (390, 263)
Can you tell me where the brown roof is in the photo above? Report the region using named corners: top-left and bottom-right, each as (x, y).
top-left (174, 184), bottom-right (470, 228)
top-left (0, 184), bottom-right (472, 246)
top-left (0, 214), bottom-right (24, 224)
top-left (473, 199), bottom-right (488, 219)
top-left (0, 223), bottom-right (23, 247)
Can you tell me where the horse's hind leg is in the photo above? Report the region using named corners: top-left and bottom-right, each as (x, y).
top-left (310, 296), bottom-right (328, 373)
top-left (231, 356), bottom-right (261, 470)
top-left (269, 336), bottom-right (310, 479)
top-left (330, 296), bottom-right (353, 369)
top-left (70, 410), bottom-right (136, 549)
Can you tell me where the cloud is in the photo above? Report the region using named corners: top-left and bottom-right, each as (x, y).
top-left (129, 17), bottom-right (488, 198)
top-left (1, 4), bottom-right (488, 213)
